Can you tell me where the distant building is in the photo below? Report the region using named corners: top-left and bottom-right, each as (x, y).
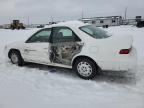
top-left (0, 25), bottom-right (3, 29)
top-left (2, 24), bottom-right (11, 29)
top-left (122, 16), bottom-right (143, 25)
top-left (122, 19), bottom-right (137, 25)
top-left (81, 16), bottom-right (122, 27)
top-left (136, 16), bottom-right (142, 22)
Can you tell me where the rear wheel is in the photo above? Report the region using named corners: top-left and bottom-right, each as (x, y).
top-left (73, 58), bottom-right (98, 79)
top-left (9, 50), bottom-right (24, 66)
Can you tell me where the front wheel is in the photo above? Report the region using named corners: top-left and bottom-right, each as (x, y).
top-left (10, 51), bottom-right (24, 66)
top-left (73, 58), bottom-right (98, 79)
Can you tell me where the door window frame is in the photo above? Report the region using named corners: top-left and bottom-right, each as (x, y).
top-left (49, 26), bottom-right (81, 43)
top-left (25, 28), bottom-right (52, 43)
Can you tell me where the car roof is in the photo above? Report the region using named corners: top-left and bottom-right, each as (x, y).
top-left (45, 21), bottom-right (89, 28)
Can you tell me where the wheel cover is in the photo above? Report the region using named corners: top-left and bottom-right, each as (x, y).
top-left (77, 61), bottom-right (93, 77)
top-left (11, 53), bottom-right (18, 64)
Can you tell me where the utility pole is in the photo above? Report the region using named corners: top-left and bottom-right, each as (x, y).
top-left (81, 11), bottom-right (84, 19)
top-left (28, 16), bottom-right (30, 27)
top-left (125, 7), bottom-right (128, 20)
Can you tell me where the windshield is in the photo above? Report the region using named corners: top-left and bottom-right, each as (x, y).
top-left (79, 25), bottom-right (110, 39)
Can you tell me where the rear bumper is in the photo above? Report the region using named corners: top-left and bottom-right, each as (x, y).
top-left (98, 47), bottom-right (137, 71)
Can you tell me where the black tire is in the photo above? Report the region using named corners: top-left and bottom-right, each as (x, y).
top-left (73, 58), bottom-right (98, 79)
top-left (9, 50), bottom-right (24, 66)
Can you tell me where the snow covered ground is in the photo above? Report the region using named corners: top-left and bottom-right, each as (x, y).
top-left (0, 26), bottom-right (144, 108)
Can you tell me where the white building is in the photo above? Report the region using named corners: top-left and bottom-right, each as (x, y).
top-left (122, 19), bottom-right (137, 25)
top-left (81, 16), bottom-right (122, 27)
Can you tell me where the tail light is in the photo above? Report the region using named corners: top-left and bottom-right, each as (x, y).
top-left (119, 48), bottom-right (131, 54)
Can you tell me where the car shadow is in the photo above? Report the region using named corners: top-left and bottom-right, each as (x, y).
top-left (93, 70), bottom-right (136, 85)
top-left (24, 62), bottom-right (136, 85)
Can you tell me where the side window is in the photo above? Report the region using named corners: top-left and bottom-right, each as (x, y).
top-left (27, 29), bottom-right (51, 43)
top-left (52, 27), bottom-right (81, 43)
top-left (100, 20), bottom-right (104, 23)
top-left (112, 19), bottom-right (116, 23)
top-left (59, 29), bottom-right (73, 37)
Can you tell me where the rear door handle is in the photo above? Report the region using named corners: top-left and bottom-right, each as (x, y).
top-left (24, 49), bottom-right (37, 52)
top-left (77, 42), bottom-right (84, 46)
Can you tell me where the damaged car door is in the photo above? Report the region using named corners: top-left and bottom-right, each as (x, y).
top-left (49, 27), bottom-right (83, 66)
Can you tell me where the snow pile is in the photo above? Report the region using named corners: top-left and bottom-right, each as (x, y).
top-left (0, 26), bottom-right (144, 108)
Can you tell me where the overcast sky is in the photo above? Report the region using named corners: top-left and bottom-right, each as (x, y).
top-left (0, 0), bottom-right (144, 24)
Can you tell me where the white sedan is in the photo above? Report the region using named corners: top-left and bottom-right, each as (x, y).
top-left (4, 21), bottom-right (137, 79)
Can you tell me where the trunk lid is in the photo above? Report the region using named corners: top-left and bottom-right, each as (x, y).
top-left (108, 35), bottom-right (133, 49)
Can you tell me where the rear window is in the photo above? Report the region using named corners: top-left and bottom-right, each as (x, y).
top-left (79, 25), bottom-right (110, 39)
